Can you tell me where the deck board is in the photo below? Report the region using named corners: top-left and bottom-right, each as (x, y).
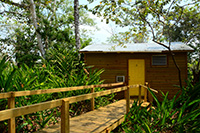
top-left (37, 99), bottom-right (150, 133)
top-left (37, 99), bottom-right (132, 133)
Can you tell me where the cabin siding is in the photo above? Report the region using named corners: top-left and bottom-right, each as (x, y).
top-left (84, 52), bottom-right (187, 100)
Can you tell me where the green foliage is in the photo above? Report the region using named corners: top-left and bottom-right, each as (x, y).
top-left (188, 61), bottom-right (200, 85)
top-left (13, 28), bottom-right (41, 67)
top-left (0, 0), bottom-right (104, 131)
top-left (0, 49), bottom-right (111, 132)
top-left (177, 79), bottom-right (200, 108)
top-left (122, 85), bottom-right (200, 132)
top-left (45, 47), bottom-right (104, 88)
top-left (162, 7), bottom-right (200, 85)
top-left (0, 0), bottom-right (95, 64)
top-left (86, 0), bottom-right (200, 53)
top-left (107, 30), bottom-right (148, 45)
top-left (94, 92), bottom-right (115, 109)
top-left (0, 55), bottom-right (16, 93)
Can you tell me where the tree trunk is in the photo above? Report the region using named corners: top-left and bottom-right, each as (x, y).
top-left (74, 0), bottom-right (81, 51)
top-left (169, 49), bottom-right (183, 88)
top-left (30, 0), bottom-right (45, 58)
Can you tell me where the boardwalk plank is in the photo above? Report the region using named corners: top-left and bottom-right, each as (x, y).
top-left (37, 99), bottom-right (150, 133)
top-left (37, 99), bottom-right (132, 133)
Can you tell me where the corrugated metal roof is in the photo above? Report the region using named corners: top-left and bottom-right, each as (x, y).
top-left (80, 42), bottom-right (194, 53)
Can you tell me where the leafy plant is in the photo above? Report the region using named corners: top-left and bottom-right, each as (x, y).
top-left (0, 55), bottom-right (16, 93)
top-left (0, 51), bottom-right (114, 132)
top-left (122, 84), bottom-right (200, 132)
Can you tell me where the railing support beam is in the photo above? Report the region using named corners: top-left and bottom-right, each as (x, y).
top-left (91, 87), bottom-right (95, 111)
top-left (61, 99), bottom-right (70, 133)
top-left (126, 87), bottom-right (130, 114)
top-left (144, 82), bottom-right (148, 102)
top-left (139, 85), bottom-right (141, 103)
top-left (147, 84), bottom-right (153, 103)
top-left (8, 92), bottom-right (15, 133)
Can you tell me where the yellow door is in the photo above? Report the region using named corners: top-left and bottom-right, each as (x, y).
top-left (128, 59), bottom-right (145, 96)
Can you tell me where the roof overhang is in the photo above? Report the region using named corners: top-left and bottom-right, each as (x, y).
top-left (80, 50), bottom-right (194, 54)
top-left (80, 42), bottom-right (194, 53)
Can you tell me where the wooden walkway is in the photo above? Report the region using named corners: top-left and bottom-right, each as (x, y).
top-left (37, 99), bottom-right (150, 133)
top-left (37, 100), bottom-right (129, 133)
top-left (37, 99), bottom-right (130, 133)
top-left (0, 82), bottom-right (156, 133)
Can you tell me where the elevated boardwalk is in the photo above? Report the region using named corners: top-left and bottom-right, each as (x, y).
top-left (0, 82), bottom-right (157, 133)
top-left (38, 99), bottom-right (131, 133)
top-left (38, 99), bottom-right (150, 133)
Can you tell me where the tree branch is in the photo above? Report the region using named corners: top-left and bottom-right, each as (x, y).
top-left (138, 8), bottom-right (169, 50)
top-left (0, 10), bottom-right (24, 17)
top-left (180, 1), bottom-right (200, 7)
top-left (138, 3), bottom-right (183, 88)
top-left (148, 6), bottom-right (165, 25)
top-left (0, 0), bottom-right (29, 9)
top-left (166, 0), bottom-right (176, 17)
top-left (169, 6), bottom-right (184, 29)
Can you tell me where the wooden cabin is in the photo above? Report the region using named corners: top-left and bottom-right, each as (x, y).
top-left (80, 42), bottom-right (193, 100)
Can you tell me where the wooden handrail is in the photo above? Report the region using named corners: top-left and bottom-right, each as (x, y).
top-left (139, 84), bottom-right (158, 93)
top-left (0, 82), bottom-right (125, 133)
top-left (0, 82), bottom-right (124, 99)
top-left (128, 83), bottom-right (158, 104)
top-left (67, 86), bottom-right (127, 104)
top-left (0, 99), bottom-right (62, 121)
top-left (128, 84), bottom-right (158, 94)
top-left (0, 82), bottom-right (157, 133)
top-left (128, 84), bottom-right (140, 88)
top-left (0, 86), bottom-right (127, 122)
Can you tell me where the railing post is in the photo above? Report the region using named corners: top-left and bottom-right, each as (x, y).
top-left (8, 92), bottom-right (15, 133)
top-left (144, 82), bottom-right (148, 102)
top-left (61, 99), bottom-right (70, 133)
top-left (106, 128), bottom-right (110, 133)
top-left (91, 87), bottom-right (95, 111)
top-left (126, 86), bottom-right (130, 114)
top-left (139, 85), bottom-right (141, 103)
top-left (147, 83), bottom-right (153, 103)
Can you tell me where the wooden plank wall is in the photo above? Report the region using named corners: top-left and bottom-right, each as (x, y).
top-left (84, 52), bottom-right (187, 100)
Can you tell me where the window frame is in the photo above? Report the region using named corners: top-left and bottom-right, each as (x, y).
top-left (151, 54), bottom-right (168, 67)
top-left (116, 76), bottom-right (125, 83)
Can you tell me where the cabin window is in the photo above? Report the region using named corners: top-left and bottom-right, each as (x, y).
top-left (152, 55), bottom-right (167, 66)
top-left (116, 76), bottom-right (125, 83)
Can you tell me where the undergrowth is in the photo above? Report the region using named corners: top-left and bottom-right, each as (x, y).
top-left (0, 49), bottom-right (115, 132)
top-left (121, 82), bottom-right (200, 133)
